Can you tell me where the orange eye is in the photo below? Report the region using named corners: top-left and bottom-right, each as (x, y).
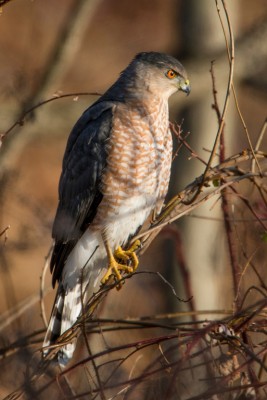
top-left (166, 69), bottom-right (176, 79)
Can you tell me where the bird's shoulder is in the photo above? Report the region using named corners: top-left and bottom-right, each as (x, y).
top-left (62, 100), bottom-right (115, 166)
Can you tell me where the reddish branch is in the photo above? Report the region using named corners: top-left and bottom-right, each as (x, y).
top-left (210, 18), bottom-right (242, 310)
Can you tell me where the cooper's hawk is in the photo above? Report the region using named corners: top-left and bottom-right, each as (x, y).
top-left (43, 52), bottom-right (190, 365)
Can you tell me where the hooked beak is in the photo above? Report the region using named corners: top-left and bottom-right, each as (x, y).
top-left (179, 79), bottom-right (191, 96)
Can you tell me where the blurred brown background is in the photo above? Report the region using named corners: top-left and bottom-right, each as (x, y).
top-left (0, 0), bottom-right (267, 398)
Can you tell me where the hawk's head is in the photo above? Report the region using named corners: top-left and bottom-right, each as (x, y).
top-left (124, 51), bottom-right (190, 99)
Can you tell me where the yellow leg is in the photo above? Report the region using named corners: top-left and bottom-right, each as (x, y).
top-left (101, 239), bottom-right (141, 288)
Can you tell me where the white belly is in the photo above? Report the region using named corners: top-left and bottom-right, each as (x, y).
top-left (62, 193), bottom-right (154, 291)
top-left (102, 193), bottom-right (155, 249)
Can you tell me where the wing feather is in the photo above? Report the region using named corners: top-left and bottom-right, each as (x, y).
top-left (50, 101), bottom-right (114, 286)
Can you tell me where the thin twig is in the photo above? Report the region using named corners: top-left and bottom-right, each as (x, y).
top-left (0, 225), bottom-right (10, 245)
top-left (217, 1), bottom-right (262, 175)
top-left (181, 0), bottom-right (235, 206)
top-left (40, 245), bottom-right (53, 328)
top-left (170, 122), bottom-right (208, 166)
top-left (0, 92), bottom-right (101, 145)
top-left (210, 50), bottom-right (241, 310)
top-left (252, 117), bottom-right (267, 173)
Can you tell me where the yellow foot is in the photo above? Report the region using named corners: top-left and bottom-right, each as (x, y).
top-left (101, 256), bottom-right (133, 288)
top-left (114, 239), bottom-right (141, 271)
top-left (101, 240), bottom-right (141, 288)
